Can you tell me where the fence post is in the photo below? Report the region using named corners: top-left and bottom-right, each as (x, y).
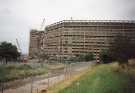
top-left (0, 82), bottom-right (4, 93)
top-left (37, 88), bottom-right (38, 93)
top-left (30, 76), bottom-right (34, 93)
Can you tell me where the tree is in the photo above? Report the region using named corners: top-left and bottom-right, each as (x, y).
top-left (85, 53), bottom-right (95, 61)
top-left (0, 42), bottom-right (20, 63)
top-left (38, 49), bottom-right (49, 62)
top-left (74, 53), bottom-right (94, 62)
top-left (99, 49), bottom-right (113, 64)
top-left (77, 54), bottom-right (85, 62)
top-left (109, 34), bottom-right (135, 65)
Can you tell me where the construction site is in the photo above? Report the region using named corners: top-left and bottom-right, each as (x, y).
top-left (1, 20), bottom-right (135, 93)
top-left (1, 0), bottom-right (135, 92)
top-left (29, 20), bottom-right (135, 62)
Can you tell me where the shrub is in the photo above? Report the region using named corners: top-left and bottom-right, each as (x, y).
top-left (85, 53), bottom-right (95, 61)
top-left (109, 34), bottom-right (135, 65)
top-left (100, 49), bottom-right (113, 64)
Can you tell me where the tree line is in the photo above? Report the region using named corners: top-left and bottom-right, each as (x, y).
top-left (0, 42), bottom-right (20, 64)
top-left (100, 34), bottom-right (135, 65)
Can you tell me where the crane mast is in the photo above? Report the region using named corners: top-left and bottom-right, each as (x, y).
top-left (40, 18), bottom-right (45, 30)
top-left (16, 38), bottom-right (21, 53)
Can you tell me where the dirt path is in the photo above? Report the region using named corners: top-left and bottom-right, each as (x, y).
top-left (1, 62), bottom-right (94, 93)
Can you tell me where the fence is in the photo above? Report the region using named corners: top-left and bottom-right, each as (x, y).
top-left (0, 62), bottom-right (93, 93)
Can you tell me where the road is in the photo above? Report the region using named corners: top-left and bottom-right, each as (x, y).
top-left (1, 62), bottom-right (94, 93)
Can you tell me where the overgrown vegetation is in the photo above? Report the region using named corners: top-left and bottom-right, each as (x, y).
top-left (0, 64), bottom-right (47, 82)
top-left (31, 49), bottom-right (49, 62)
top-left (109, 34), bottom-right (135, 64)
top-left (100, 34), bottom-right (135, 65)
top-left (68, 53), bottom-right (94, 62)
top-left (52, 63), bottom-right (135, 93)
top-left (99, 49), bottom-right (113, 64)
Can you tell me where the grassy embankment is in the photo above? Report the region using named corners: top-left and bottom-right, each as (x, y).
top-left (48, 62), bottom-right (135, 93)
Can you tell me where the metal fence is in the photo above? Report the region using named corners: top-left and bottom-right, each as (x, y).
top-left (0, 62), bottom-right (93, 93)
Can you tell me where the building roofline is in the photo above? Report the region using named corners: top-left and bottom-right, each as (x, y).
top-left (30, 29), bottom-right (44, 32)
top-left (46, 20), bottom-right (135, 28)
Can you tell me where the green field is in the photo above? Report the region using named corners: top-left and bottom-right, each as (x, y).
top-left (0, 63), bottom-right (48, 82)
top-left (57, 63), bottom-right (135, 93)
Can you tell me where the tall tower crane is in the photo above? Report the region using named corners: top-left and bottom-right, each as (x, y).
top-left (16, 38), bottom-right (21, 53)
top-left (16, 38), bottom-right (27, 63)
top-left (16, 38), bottom-right (22, 62)
top-left (40, 18), bottom-right (45, 30)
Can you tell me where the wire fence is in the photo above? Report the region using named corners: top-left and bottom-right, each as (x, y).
top-left (0, 62), bottom-right (93, 93)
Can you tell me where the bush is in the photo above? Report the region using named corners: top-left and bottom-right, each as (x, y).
top-left (100, 49), bottom-right (113, 64)
top-left (67, 53), bottom-right (94, 63)
top-left (76, 54), bottom-right (85, 62)
top-left (85, 53), bottom-right (94, 61)
top-left (109, 34), bottom-right (135, 65)
top-left (17, 64), bottom-right (32, 70)
top-left (0, 64), bottom-right (47, 82)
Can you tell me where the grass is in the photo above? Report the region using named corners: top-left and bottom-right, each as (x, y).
top-left (47, 63), bottom-right (65, 70)
top-left (0, 64), bottom-right (48, 82)
top-left (50, 63), bottom-right (135, 93)
top-left (48, 66), bottom-right (91, 93)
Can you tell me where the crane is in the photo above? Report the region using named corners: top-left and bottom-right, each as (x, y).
top-left (40, 18), bottom-right (45, 30)
top-left (16, 38), bottom-right (27, 63)
top-left (16, 38), bottom-right (21, 53)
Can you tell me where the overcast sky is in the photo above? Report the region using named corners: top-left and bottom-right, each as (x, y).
top-left (0, 0), bottom-right (135, 54)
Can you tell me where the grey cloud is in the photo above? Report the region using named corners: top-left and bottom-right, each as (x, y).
top-left (0, 8), bottom-right (12, 15)
top-left (0, 0), bottom-right (135, 54)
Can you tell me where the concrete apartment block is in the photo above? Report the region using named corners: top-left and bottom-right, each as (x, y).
top-left (29, 20), bottom-right (135, 61)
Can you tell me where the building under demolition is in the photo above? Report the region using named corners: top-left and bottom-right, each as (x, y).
top-left (29, 20), bottom-right (135, 61)
top-left (29, 30), bottom-right (44, 58)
